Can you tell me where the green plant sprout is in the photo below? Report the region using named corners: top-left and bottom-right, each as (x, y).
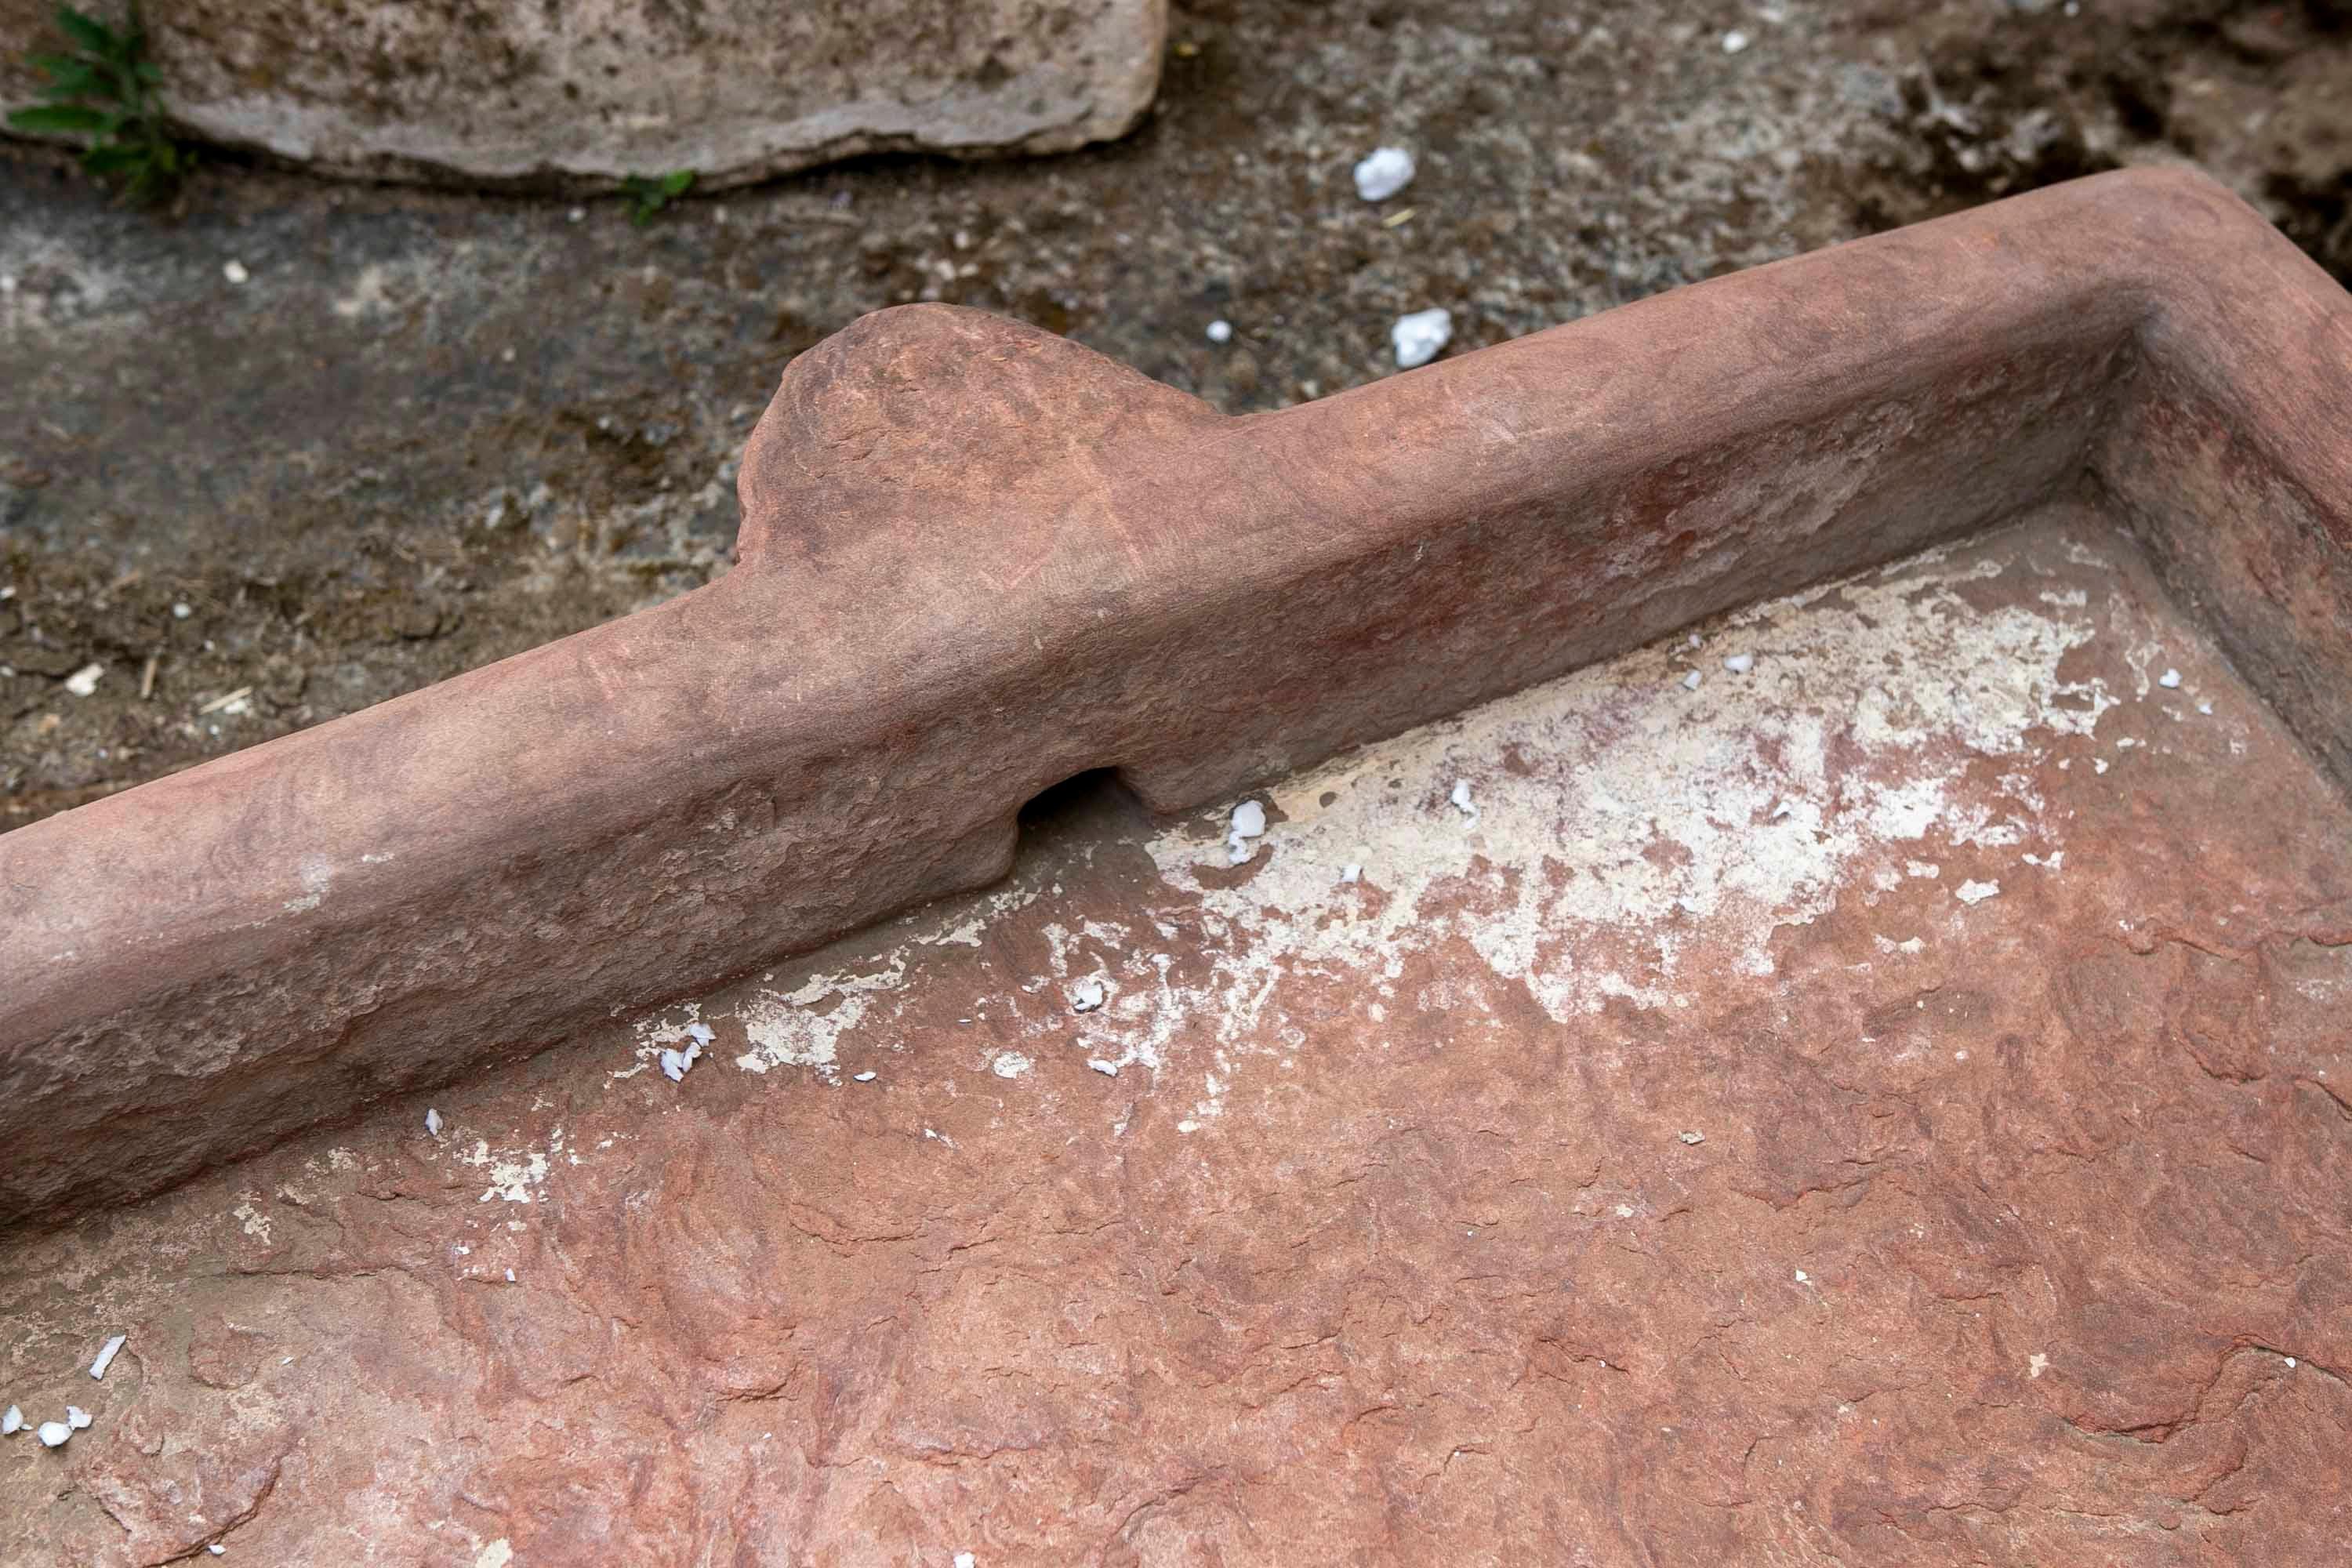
top-left (8, 4), bottom-right (187, 205)
top-left (622, 169), bottom-right (695, 227)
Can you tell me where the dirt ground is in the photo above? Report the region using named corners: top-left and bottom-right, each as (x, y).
top-left (3, 0), bottom-right (2350, 826)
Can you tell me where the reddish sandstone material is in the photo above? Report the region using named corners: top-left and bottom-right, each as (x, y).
top-left (2, 167), bottom-right (2349, 1227)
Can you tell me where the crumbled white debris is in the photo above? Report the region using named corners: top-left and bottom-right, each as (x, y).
top-left (1069, 975), bottom-right (1107, 1013)
top-left (1678, 1130), bottom-right (1704, 1145)
top-left (64, 662), bottom-right (103, 697)
top-left (2158, 667), bottom-right (2182, 688)
top-left (37, 1421), bottom-right (68, 1447)
top-left (89, 1334), bottom-right (125, 1380)
top-left (1391, 307), bottom-right (1452, 368)
top-left (1682, 670), bottom-right (1702, 691)
top-left (1205, 319), bottom-right (1233, 344)
top-left (1686, 633), bottom-right (1702, 649)
top-left (425, 1107), bottom-right (443, 1137)
top-left (222, 260), bottom-right (249, 285)
top-left (1794, 1269), bottom-right (1808, 1283)
top-left (2, 1406), bottom-right (21, 1435)
top-left (1352, 146), bottom-right (1416, 201)
top-left (2028, 1352), bottom-right (2049, 1378)
top-left (1341, 863), bottom-right (1363, 884)
top-left (172, 601), bottom-right (192, 619)
top-left (1087, 1058), bottom-right (1120, 1076)
top-left (1955, 879), bottom-right (2002, 905)
top-left (660, 1031), bottom-right (706, 1082)
top-left (1722, 653), bottom-right (1755, 675)
top-left (2197, 700), bottom-right (2213, 715)
top-left (1449, 779), bottom-right (1477, 818)
top-left (1227, 798), bottom-right (1269, 863)
top-left (852, 1070), bottom-right (877, 1083)
top-left (992, 1053), bottom-right (1033, 1079)
top-left (1722, 29), bottom-right (1751, 53)
top-left (64, 1406), bottom-right (90, 1429)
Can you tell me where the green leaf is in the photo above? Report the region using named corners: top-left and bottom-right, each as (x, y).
top-left (659, 169), bottom-right (695, 197)
top-left (7, 102), bottom-right (107, 133)
top-left (133, 60), bottom-right (162, 83)
top-left (78, 143), bottom-right (146, 172)
top-left (52, 5), bottom-right (118, 57)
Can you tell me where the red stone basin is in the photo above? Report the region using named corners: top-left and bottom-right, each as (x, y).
top-left (2, 169), bottom-right (2349, 1562)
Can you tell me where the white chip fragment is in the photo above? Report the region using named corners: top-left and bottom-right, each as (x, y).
top-left (1682, 670), bottom-right (1703, 691)
top-left (1794, 1269), bottom-right (1809, 1283)
top-left (684, 1022), bottom-right (716, 1047)
top-left (1722, 29), bottom-right (1750, 53)
top-left (172, 601), bottom-right (193, 619)
top-left (1069, 975), bottom-right (1107, 1013)
top-left (1205, 319), bottom-right (1233, 344)
top-left (1227, 798), bottom-right (1269, 863)
top-left (853, 1070), bottom-right (877, 1083)
top-left (991, 1053), bottom-right (1033, 1079)
top-left (65, 1406), bottom-right (90, 1429)
top-left (1449, 779), bottom-right (1477, 819)
top-left (89, 1334), bottom-right (126, 1381)
top-left (64, 662), bottom-right (104, 696)
top-left (505, 1269), bottom-right (516, 1283)
top-left (37, 1421), bottom-right (68, 1447)
top-left (425, 1107), bottom-right (443, 1137)
top-left (1678, 1130), bottom-right (1705, 1145)
top-left (223, 259), bottom-right (249, 285)
top-left (1340, 863), bottom-right (1363, 884)
top-left (1722, 653), bottom-right (1755, 675)
top-left (1087, 1058), bottom-right (1120, 1076)
top-left (1955, 879), bottom-right (2002, 906)
top-left (954, 1555), bottom-right (978, 1568)
top-left (2, 1405), bottom-right (21, 1435)
top-left (210, 1548), bottom-right (227, 1557)
top-left (660, 1029), bottom-right (707, 1083)
top-left (1352, 146), bottom-right (1416, 201)
top-left (1391, 307), bottom-right (1453, 368)
top-left (2158, 667), bottom-right (2182, 688)
top-left (2197, 700), bottom-right (2213, 715)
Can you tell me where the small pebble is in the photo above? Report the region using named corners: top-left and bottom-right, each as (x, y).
top-left (1205, 319), bottom-right (1233, 344)
top-left (2287, 1357), bottom-right (2297, 1369)
top-left (65, 662), bottom-right (104, 697)
top-left (172, 601), bottom-right (193, 619)
top-left (1722, 653), bottom-right (1755, 675)
top-left (955, 1555), bottom-right (978, 1568)
top-left (1227, 798), bottom-right (1269, 863)
top-left (2197, 700), bottom-right (2213, 715)
top-left (568, 206), bottom-right (586, 223)
top-left (425, 1107), bottom-right (443, 1137)
top-left (1352, 146), bottom-right (1416, 201)
top-left (222, 260), bottom-right (249, 285)
top-left (1794, 1269), bottom-right (1808, 1283)
top-left (2, 1405), bottom-right (21, 1435)
top-left (1450, 780), bottom-right (1477, 818)
top-left (1087, 1058), bottom-right (1120, 1076)
top-left (2158, 668), bottom-right (2182, 688)
top-left (1682, 670), bottom-right (1703, 691)
top-left (1679, 1131), bottom-right (1704, 1145)
top-left (1069, 976), bottom-right (1107, 1013)
top-left (1340, 863), bottom-right (1363, 884)
top-left (66, 1406), bottom-right (90, 1429)
top-left (210, 1548), bottom-right (227, 1557)
top-left (1722, 29), bottom-right (1750, 53)
top-left (1391, 307), bottom-right (1453, 369)
top-left (37, 1421), bottom-right (69, 1448)
top-left (853, 1070), bottom-right (877, 1083)
top-left (505, 1269), bottom-right (516, 1283)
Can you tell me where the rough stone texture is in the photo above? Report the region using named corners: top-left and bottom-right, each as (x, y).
top-left (0, 0), bottom-right (1167, 187)
top-left (5, 168), bottom-right (2351, 1232)
top-left (3, 517), bottom-right (2349, 1563)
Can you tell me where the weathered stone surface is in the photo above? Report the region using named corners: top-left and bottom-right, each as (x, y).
top-left (2, 168), bottom-right (2349, 1236)
top-left (0, 0), bottom-right (1167, 187)
top-left (4, 518), bottom-right (2349, 1563)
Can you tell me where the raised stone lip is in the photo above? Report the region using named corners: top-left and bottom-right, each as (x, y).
top-left (2, 167), bottom-right (2346, 1228)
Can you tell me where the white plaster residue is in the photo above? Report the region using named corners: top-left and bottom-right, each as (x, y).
top-left (460, 1138), bottom-right (556, 1204)
top-left (1955, 880), bottom-right (2002, 906)
top-left (475, 1542), bottom-right (514, 1568)
top-left (992, 1053), bottom-right (1033, 1079)
top-left (2028, 1352), bottom-right (2049, 1379)
top-left (281, 856), bottom-right (334, 914)
top-left (232, 1201), bottom-right (272, 1243)
top-left (1145, 543), bottom-right (2112, 1023)
top-left (734, 953), bottom-right (908, 1078)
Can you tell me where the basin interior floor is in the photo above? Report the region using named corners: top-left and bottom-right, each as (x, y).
top-left (2, 506), bottom-right (2348, 1565)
